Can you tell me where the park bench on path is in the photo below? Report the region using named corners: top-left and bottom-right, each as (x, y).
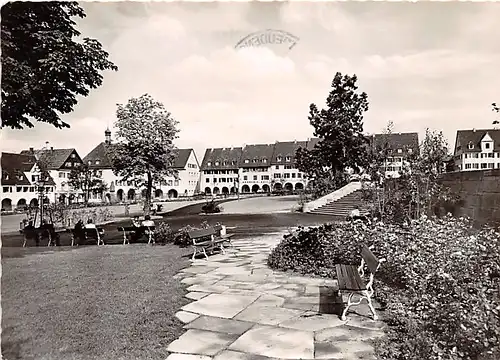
top-left (117, 225), bottom-right (156, 245)
top-left (68, 227), bottom-right (105, 246)
top-left (335, 244), bottom-right (385, 321)
top-left (20, 224), bottom-right (65, 247)
top-left (214, 224), bottom-right (234, 247)
top-left (188, 228), bottom-right (227, 261)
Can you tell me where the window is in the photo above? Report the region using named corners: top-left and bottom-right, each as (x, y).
top-left (465, 164), bottom-right (472, 169)
top-left (284, 173), bottom-right (290, 178)
top-left (261, 175), bottom-right (269, 180)
top-left (292, 173), bottom-right (296, 178)
top-left (397, 149), bottom-right (402, 153)
top-left (207, 162), bottom-right (212, 166)
top-left (488, 163), bottom-right (494, 169)
top-left (223, 161), bottom-right (227, 166)
top-left (243, 175), bottom-right (247, 181)
top-left (252, 159), bottom-right (257, 163)
top-left (30, 187), bottom-right (34, 192)
top-left (277, 156), bottom-right (282, 162)
top-left (3, 174), bottom-right (8, 180)
top-left (23, 187), bottom-right (29, 192)
top-left (408, 148), bottom-right (413, 153)
top-left (474, 153), bottom-right (479, 158)
top-left (285, 156), bottom-right (291, 162)
top-left (468, 143), bottom-right (474, 150)
top-left (32, 175), bottom-right (38, 182)
top-left (253, 175), bottom-right (257, 181)
top-left (488, 153), bottom-right (494, 158)
top-left (297, 173), bottom-right (302, 178)
top-left (221, 178), bottom-right (226, 183)
top-left (274, 174), bottom-right (281, 179)
top-left (214, 178), bottom-right (217, 183)
top-left (16, 187), bottom-right (22, 192)
top-left (2, 187), bottom-right (9, 193)
top-left (59, 172), bottom-right (65, 178)
top-left (473, 163), bottom-right (479, 169)
top-left (71, 153), bottom-right (76, 158)
top-left (485, 143), bottom-right (491, 149)
top-left (284, 165), bottom-right (292, 169)
top-left (275, 165), bottom-right (279, 170)
top-left (262, 158), bottom-right (267, 163)
top-left (88, 160), bottom-right (92, 165)
top-left (244, 159), bottom-right (249, 164)
top-left (215, 161), bottom-right (219, 166)
top-left (481, 163), bottom-right (487, 169)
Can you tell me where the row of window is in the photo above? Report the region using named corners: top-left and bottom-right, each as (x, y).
top-left (203, 170), bottom-right (239, 175)
top-left (206, 156), bottom-right (294, 167)
top-left (466, 142), bottom-right (495, 150)
top-left (187, 163), bottom-right (197, 169)
top-left (2, 186), bottom-right (53, 193)
top-left (206, 177), bottom-right (237, 183)
top-left (463, 152), bottom-right (500, 159)
top-left (464, 163), bottom-right (500, 169)
top-left (205, 173), bottom-right (304, 183)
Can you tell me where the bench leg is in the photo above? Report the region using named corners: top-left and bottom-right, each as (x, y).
top-left (47, 234), bottom-right (52, 247)
top-left (23, 236), bottom-right (27, 248)
top-left (192, 246), bottom-right (198, 261)
top-left (71, 235), bottom-right (74, 247)
top-left (219, 243), bottom-right (226, 254)
top-left (201, 246), bottom-right (209, 260)
top-left (340, 291), bottom-right (378, 321)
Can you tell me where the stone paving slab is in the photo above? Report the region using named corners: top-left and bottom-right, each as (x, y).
top-left (167, 233), bottom-right (386, 360)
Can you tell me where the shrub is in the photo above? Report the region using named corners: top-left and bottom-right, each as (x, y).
top-left (201, 200), bottom-right (221, 214)
top-left (268, 216), bottom-right (500, 360)
top-left (154, 222), bottom-right (176, 245)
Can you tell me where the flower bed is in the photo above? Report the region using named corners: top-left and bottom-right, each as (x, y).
top-left (267, 215), bottom-right (500, 360)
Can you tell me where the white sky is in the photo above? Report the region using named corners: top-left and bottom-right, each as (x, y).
top-left (2, 1), bottom-right (500, 160)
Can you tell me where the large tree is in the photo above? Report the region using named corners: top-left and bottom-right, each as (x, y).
top-left (296, 72), bottom-right (370, 196)
top-left (1, 2), bottom-right (117, 129)
top-left (68, 164), bottom-right (107, 204)
top-left (110, 94), bottom-right (179, 215)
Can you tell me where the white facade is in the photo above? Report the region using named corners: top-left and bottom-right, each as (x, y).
top-left (269, 164), bottom-right (306, 191)
top-left (201, 169), bottom-right (239, 195)
top-left (455, 131), bottom-right (500, 171)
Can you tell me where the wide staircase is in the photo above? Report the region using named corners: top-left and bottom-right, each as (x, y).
top-left (309, 189), bottom-right (371, 217)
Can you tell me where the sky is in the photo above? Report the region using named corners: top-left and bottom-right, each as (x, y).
top-left (2, 1), bottom-right (500, 162)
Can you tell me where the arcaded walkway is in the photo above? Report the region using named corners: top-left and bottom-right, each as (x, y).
top-left (167, 233), bottom-right (386, 360)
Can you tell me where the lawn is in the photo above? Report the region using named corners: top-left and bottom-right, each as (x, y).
top-left (1, 244), bottom-right (191, 360)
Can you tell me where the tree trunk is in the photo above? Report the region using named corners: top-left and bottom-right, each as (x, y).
top-left (144, 172), bottom-right (153, 216)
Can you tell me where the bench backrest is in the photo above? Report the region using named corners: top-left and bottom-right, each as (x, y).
top-left (361, 244), bottom-right (380, 274)
top-left (188, 228), bottom-right (216, 239)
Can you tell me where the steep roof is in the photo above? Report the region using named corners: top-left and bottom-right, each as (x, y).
top-left (271, 141), bottom-right (307, 165)
top-left (369, 132), bottom-right (419, 154)
top-left (306, 138), bottom-right (320, 150)
top-left (172, 149), bottom-right (193, 169)
top-left (454, 129), bottom-right (500, 154)
top-left (1, 152), bottom-right (55, 186)
top-left (1, 153), bottom-right (36, 185)
top-left (20, 148), bottom-right (81, 170)
top-left (83, 142), bottom-right (114, 169)
top-left (83, 145), bottom-right (195, 170)
top-left (240, 144), bottom-right (275, 168)
top-left (200, 147), bottom-right (243, 170)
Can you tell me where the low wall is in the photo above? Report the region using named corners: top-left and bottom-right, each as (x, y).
top-left (439, 169), bottom-right (500, 228)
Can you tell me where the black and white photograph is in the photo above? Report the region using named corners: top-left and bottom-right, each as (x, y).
top-left (1, 1), bottom-right (499, 359)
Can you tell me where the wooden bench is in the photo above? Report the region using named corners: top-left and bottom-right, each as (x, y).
top-left (117, 226), bottom-right (156, 245)
top-left (335, 244), bottom-right (385, 321)
top-left (68, 227), bottom-right (105, 246)
top-left (188, 228), bottom-right (226, 261)
top-left (214, 224), bottom-right (234, 247)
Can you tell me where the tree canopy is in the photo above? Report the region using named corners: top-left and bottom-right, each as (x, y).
top-left (110, 94), bottom-right (180, 215)
top-left (296, 72), bottom-right (370, 195)
top-left (1, 2), bottom-right (117, 129)
top-left (68, 164), bottom-right (107, 204)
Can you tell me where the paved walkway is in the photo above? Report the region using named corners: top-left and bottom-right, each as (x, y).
top-left (167, 233), bottom-right (386, 360)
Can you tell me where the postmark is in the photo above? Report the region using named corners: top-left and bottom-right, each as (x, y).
top-left (235, 29), bottom-right (299, 50)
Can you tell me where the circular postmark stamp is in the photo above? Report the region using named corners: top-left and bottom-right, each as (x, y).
top-left (235, 29), bottom-right (299, 51)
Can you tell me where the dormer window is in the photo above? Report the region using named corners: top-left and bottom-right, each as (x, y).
top-left (88, 160), bottom-right (92, 165)
top-left (223, 161), bottom-right (227, 166)
top-left (277, 156), bottom-right (282, 162)
top-left (397, 149), bottom-right (402, 153)
top-left (262, 158), bottom-right (267, 163)
top-left (408, 148), bottom-right (413, 154)
top-left (215, 161), bottom-right (219, 166)
top-left (207, 162), bottom-right (211, 166)
top-left (244, 159), bottom-right (249, 164)
top-left (485, 143), bottom-right (491, 149)
top-left (231, 161), bottom-right (236, 165)
top-left (468, 142), bottom-right (474, 150)
top-left (285, 156), bottom-right (291, 162)
top-left (95, 160), bottom-right (100, 165)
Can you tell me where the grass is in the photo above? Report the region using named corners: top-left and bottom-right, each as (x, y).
top-left (1, 244), bottom-right (191, 360)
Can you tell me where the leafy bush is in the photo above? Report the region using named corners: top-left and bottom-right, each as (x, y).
top-left (201, 200), bottom-right (221, 214)
top-left (154, 222), bottom-right (176, 245)
top-left (268, 216), bottom-right (500, 360)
